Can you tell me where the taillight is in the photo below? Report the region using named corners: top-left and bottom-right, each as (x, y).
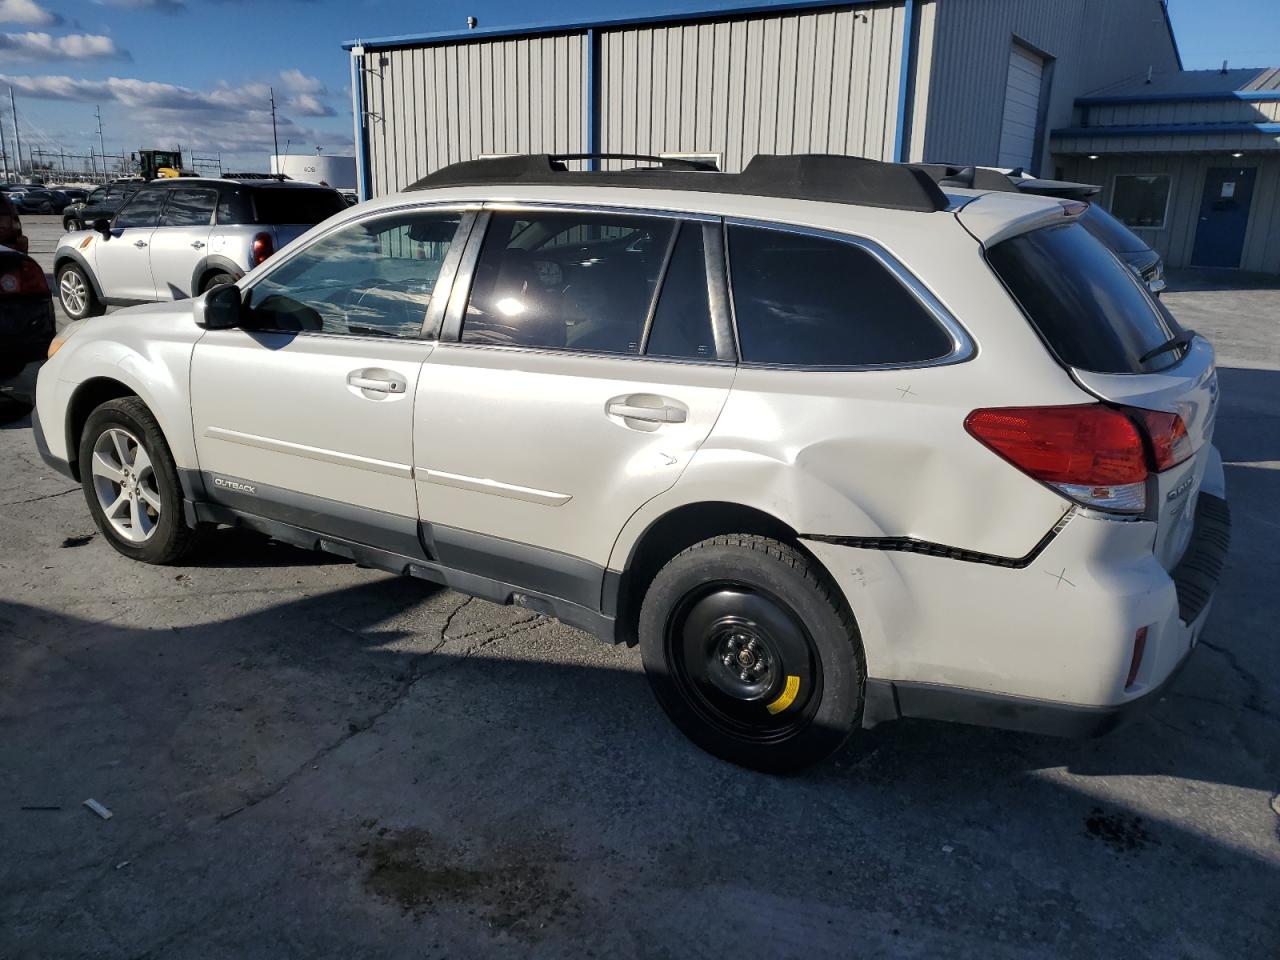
top-left (1127, 407), bottom-right (1193, 472)
top-left (251, 231), bottom-right (274, 265)
top-left (965, 404), bottom-right (1148, 513)
top-left (0, 257), bottom-right (49, 295)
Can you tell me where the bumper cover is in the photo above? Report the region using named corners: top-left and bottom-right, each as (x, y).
top-left (31, 406), bottom-right (75, 481)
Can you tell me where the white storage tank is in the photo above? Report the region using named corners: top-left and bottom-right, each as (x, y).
top-left (270, 154), bottom-right (356, 189)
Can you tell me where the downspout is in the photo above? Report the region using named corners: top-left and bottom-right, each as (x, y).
top-left (350, 44), bottom-right (371, 201)
top-left (585, 28), bottom-right (601, 170)
top-left (893, 0), bottom-right (917, 163)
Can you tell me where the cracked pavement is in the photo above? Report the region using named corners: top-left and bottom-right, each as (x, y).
top-left (1, 232), bottom-right (1278, 958)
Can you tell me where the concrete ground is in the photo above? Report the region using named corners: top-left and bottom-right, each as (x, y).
top-left (2, 218), bottom-right (1278, 958)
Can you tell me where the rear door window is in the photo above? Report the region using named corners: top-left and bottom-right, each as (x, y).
top-left (250, 188), bottom-right (347, 225)
top-left (645, 223), bottom-right (718, 361)
top-left (462, 210), bottom-right (675, 354)
top-left (726, 225), bottom-right (954, 366)
top-left (986, 222), bottom-right (1177, 373)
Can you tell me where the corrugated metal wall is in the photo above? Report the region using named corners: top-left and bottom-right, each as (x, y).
top-left (1058, 153), bottom-right (1280, 272)
top-left (361, 32), bottom-right (587, 196)
top-left (924, 0), bottom-right (1180, 173)
top-left (598, 1), bottom-right (907, 172)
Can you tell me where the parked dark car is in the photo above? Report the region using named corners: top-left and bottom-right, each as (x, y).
top-left (8, 188), bottom-right (63, 214)
top-left (0, 247), bottom-right (55, 409)
top-left (0, 192), bottom-right (29, 254)
top-left (911, 163), bottom-right (1167, 295)
top-left (59, 188), bottom-right (89, 203)
top-left (61, 181), bottom-right (141, 232)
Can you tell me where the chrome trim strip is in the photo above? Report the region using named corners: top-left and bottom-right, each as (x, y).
top-left (416, 467), bottom-right (572, 507)
top-left (204, 426), bottom-right (413, 479)
top-left (723, 216), bottom-right (977, 371)
top-left (480, 200), bottom-right (720, 223)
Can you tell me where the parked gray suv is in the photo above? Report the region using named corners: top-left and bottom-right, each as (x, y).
top-left (53, 178), bottom-right (347, 320)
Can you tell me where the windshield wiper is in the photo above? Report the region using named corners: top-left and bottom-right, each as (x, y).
top-left (1139, 329), bottom-right (1196, 365)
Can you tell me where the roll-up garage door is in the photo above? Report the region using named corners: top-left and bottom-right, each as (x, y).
top-left (997, 44), bottom-right (1044, 172)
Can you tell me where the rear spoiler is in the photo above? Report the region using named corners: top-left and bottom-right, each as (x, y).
top-left (954, 192), bottom-right (1088, 247)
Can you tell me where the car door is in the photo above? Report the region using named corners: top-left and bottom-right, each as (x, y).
top-left (148, 186), bottom-right (217, 299)
top-left (415, 207), bottom-right (736, 600)
top-left (190, 206), bottom-right (474, 556)
top-left (93, 187), bottom-right (166, 302)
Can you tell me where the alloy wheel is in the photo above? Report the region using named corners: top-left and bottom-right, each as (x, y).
top-left (59, 270), bottom-right (87, 316)
top-left (90, 427), bottom-right (162, 543)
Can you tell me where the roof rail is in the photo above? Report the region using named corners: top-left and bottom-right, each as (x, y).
top-left (407, 153), bottom-right (948, 213)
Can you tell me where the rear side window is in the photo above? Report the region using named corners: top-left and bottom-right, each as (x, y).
top-left (986, 222), bottom-right (1175, 374)
top-left (1079, 204), bottom-right (1148, 255)
top-left (646, 223), bottom-right (717, 361)
top-left (250, 188), bottom-right (347, 225)
top-left (159, 189), bottom-right (217, 227)
top-left (114, 189), bottom-right (166, 229)
top-left (726, 225), bottom-right (954, 367)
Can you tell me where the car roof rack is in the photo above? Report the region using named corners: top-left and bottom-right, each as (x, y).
top-left (910, 163), bottom-right (1101, 200)
top-left (407, 153), bottom-right (948, 213)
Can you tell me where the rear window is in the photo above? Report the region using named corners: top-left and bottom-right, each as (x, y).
top-left (1079, 204), bottom-right (1149, 255)
top-left (986, 222), bottom-right (1177, 374)
top-left (249, 187), bottom-right (346, 225)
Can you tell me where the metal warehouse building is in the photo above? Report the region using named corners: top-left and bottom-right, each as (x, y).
top-left (345, 0), bottom-right (1280, 272)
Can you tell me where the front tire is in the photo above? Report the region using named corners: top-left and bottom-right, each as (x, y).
top-left (638, 535), bottom-right (865, 773)
top-left (78, 397), bottom-right (199, 564)
top-left (63, 216), bottom-right (82, 232)
top-left (57, 263), bottom-right (104, 320)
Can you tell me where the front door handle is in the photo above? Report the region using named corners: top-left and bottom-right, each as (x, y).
top-left (606, 397), bottom-right (688, 423)
top-left (133, 240), bottom-right (148, 248)
top-left (191, 241), bottom-right (205, 249)
top-left (347, 372), bottom-right (406, 394)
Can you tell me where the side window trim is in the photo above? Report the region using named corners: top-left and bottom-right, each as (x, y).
top-left (636, 226), bottom-right (682, 354)
top-left (722, 216), bottom-right (975, 371)
top-left (443, 202), bottom-right (730, 364)
top-left (421, 210), bottom-right (478, 339)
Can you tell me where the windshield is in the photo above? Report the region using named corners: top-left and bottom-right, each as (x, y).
top-left (1079, 204), bottom-right (1150, 255)
top-left (986, 222), bottom-right (1180, 374)
top-left (250, 188), bottom-right (347, 225)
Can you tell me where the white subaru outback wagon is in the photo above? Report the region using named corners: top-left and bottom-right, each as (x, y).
top-left (34, 154), bottom-right (1230, 772)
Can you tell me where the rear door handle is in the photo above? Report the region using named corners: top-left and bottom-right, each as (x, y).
top-left (133, 240), bottom-right (148, 248)
top-left (606, 398), bottom-right (688, 423)
top-left (347, 372), bottom-right (406, 394)
top-left (191, 241), bottom-right (205, 249)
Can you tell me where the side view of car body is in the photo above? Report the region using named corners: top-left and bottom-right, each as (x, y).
top-left (34, 154), bottom-right (1229, 772)
top-left (61, 181), bottom-right (141, 232)
top-left (53, 177), bottom-right (348, 320)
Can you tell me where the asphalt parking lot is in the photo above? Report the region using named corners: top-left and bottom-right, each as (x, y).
top-left (2, 215), bottom-right (1278, 958)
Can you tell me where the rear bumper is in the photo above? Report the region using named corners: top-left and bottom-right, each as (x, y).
top-left (809, 491), bottom-right (1231, 738)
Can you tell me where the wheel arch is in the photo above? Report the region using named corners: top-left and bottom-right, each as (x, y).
top-left (53, 248), bottom-right (105, 301)
top-left (64, 377), bottom-right (138, 480)
top-left (606, 499), bottom-right (839, 647)
top-left (190, 255), bottom-right (243, 296)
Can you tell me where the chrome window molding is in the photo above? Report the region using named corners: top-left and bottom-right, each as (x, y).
top-left (722, 216), bottom-right (977, 372)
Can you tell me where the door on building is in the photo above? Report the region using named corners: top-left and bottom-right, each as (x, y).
top-left (1191, 166), bottom-right (1256, 268)
top-left (997, 43), bottom-right (1046, 172)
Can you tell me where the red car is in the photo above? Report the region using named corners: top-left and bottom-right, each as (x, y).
top-left (0, 191), bottom-right (29, 254)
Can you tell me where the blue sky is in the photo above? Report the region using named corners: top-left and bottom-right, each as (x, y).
top-left (0, 0), bottom-right (1274, 173)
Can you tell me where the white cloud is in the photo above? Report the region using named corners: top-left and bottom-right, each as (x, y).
top-left (0, 31), bottom-right (128, 60)
top-left (0, 71), bottom-right (347, 157)
top-left (278, 68), bottom-right (323, 95)
top-left (0, 0), bottom-right (60, 25)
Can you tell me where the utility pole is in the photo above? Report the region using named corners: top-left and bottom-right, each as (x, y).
top-left (95, 105), bottom-right (107, 166)
top-left (9, 87), bottom-right (23, 179)
top-left (0, 109), bottom-right (9, 182)
top-left (269, 86), bottom-right (280, 174)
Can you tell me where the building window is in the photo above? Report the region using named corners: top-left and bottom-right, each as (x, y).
top-left (1111, 175), bottom-right (1172, 229)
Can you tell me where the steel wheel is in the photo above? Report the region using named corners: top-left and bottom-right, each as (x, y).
top-left (59, 269), bottom-right (88, 316)
top-left (665, 582), bottom-right (822, 744)
top-left (90, 427), bottom-right (162, 543)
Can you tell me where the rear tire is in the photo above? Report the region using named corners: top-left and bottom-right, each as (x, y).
top-left (63, 216), bottom-right (82, 232)
top-left (78, 397), bottom-right (200, 565)
top-left (638, 534), bottom-right (865, 773)
top-left (57, 263), bottom-right (104, 320)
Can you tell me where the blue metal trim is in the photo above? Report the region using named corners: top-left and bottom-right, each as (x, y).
top-left (351, 47), bottom-right (372, 200)
top-left (1052, 122), bottom-right (1280, 138)
top-left (893, 0), bottom-right (916, 163)
top-left (342, 0), bottom-right (884, 51)
top-left (586, 28), bottom-right (600, 170)
top-left (1077, 90), bottom-right (1280, 106)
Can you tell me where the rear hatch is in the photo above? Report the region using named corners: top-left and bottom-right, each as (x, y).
top-left (982, 215), bottom-right (1217, 572)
